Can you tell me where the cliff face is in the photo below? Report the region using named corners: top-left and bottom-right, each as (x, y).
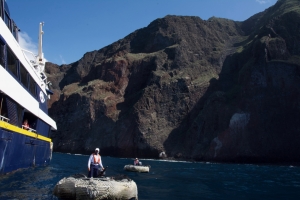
top-left (47, 0), bottom-right (300, 164)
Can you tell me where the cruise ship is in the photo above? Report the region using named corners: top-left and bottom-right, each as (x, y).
top-left (0, 0), bottom-right (57, 174)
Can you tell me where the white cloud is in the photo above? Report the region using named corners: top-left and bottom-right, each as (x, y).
top-left (18, 32), bottom-right (48, 62)
top-left (256, 0), bottom-right (270, 4)
top-left (60, 55), bottom-right (66, 64)
top-left (18, 32), bottom-right (38, 54)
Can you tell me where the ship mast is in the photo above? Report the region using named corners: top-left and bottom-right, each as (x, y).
top-left (37, 22), bottom-right (45, 67)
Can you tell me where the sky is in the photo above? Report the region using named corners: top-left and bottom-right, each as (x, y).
top-left (6, 0), bottom-right (277, 66)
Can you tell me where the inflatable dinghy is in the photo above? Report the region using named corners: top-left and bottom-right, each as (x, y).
top-left (124, 165), bottom-right (150, 173)
top-left (53, 174), bottom-right (138, 200)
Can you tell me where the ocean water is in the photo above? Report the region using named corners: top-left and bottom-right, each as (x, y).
top-left (0, 152), bottom-right (300, 200)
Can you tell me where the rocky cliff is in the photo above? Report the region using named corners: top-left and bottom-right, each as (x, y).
top-left (47, 0), bottom-right (300, 164)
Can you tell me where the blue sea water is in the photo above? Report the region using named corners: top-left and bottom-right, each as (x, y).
top-left (0, 152), bottom-right (300, 200)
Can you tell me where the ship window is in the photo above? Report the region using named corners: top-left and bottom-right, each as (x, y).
top-left (7, 47), bottom-right (18, 78)
top-left (4, 11), bottom-right (10, 30)
top-left (0, 40), bottom-right (4, 68)
top-left (20, 63), bottom-right (28, 87)
top-left (28, 76), bottom-right (36, 98)
top-left (0, 93), bottom-right (8, 120)
top-left (0, 0), bottom-right (3, 20)
top-left (6, 97), bottom-right (19, 126)
top-left (23, 111), bottom-right (37, 130)
top-left (12, 21), bottom-right (18, 41)
top-left (17, 103), bottom-right (23, 127)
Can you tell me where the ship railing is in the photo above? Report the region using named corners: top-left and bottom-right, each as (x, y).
top-left (0, 115), bottom-right (10, 122)
top-left (22, 125), bottom-right (37, 133)
top-left (21, 48), bottom-right (47, 84)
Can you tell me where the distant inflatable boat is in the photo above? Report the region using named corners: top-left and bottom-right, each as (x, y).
top-left (53, 174), bottom-right (138, 200)
top-left (124, 165), bottom-right (150, 173)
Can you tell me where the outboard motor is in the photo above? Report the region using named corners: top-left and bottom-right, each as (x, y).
top-left (97, 166), bottom-right (108, 177)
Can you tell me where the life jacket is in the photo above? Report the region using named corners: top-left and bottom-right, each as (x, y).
top-left (92, 153), bottom-right (100, 164)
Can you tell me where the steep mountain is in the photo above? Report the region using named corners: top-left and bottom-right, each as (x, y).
top-left (47, 0), bottom-right (300, 164)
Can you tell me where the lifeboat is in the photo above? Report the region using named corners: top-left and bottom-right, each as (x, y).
top-left (124, 165), bottom-right (150, 173)
top-left (53, 174), bottom-right (138, 200)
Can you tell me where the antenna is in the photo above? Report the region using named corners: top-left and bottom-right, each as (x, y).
top-left (38, 22), bottom-right (44, 65)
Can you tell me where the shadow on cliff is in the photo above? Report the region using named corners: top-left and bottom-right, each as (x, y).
top-left (162, 77), bottom-right (219, 160)
top-left (113, 58), bottom-right (158, 158)
top-left (58, 62), bottom-right (80, 89)
top-left (164, 42), bottom-right (300, 164)
top-left (49, 93), bottom-right (117, 155)
top-left (163, 50), bottom-right (242, 161)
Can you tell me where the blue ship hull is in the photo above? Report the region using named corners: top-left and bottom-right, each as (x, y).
top-left (0, 127), bottom-right (52, 175)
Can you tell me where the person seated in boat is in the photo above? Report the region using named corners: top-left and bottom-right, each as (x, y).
top-left (134, 158), bottom-right (142, 166)
top-left (88, 148), bottom-right (104, 178)
top-left (22, 119), bottom-right (30, 130)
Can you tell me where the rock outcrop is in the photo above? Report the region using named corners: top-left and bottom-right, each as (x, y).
top-left (48, 0), bottom-right (300, 164)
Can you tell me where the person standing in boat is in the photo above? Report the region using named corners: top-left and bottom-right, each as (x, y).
top-left (88, 148), bottom-right (104, 177)
top-left (134, 158), bottom-right (142, 166)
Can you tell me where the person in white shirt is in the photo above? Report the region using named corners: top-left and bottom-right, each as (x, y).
top-left (134, 158), bottom-right (142, 166)
top-left (88, 148), bottom-right (104, 178)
